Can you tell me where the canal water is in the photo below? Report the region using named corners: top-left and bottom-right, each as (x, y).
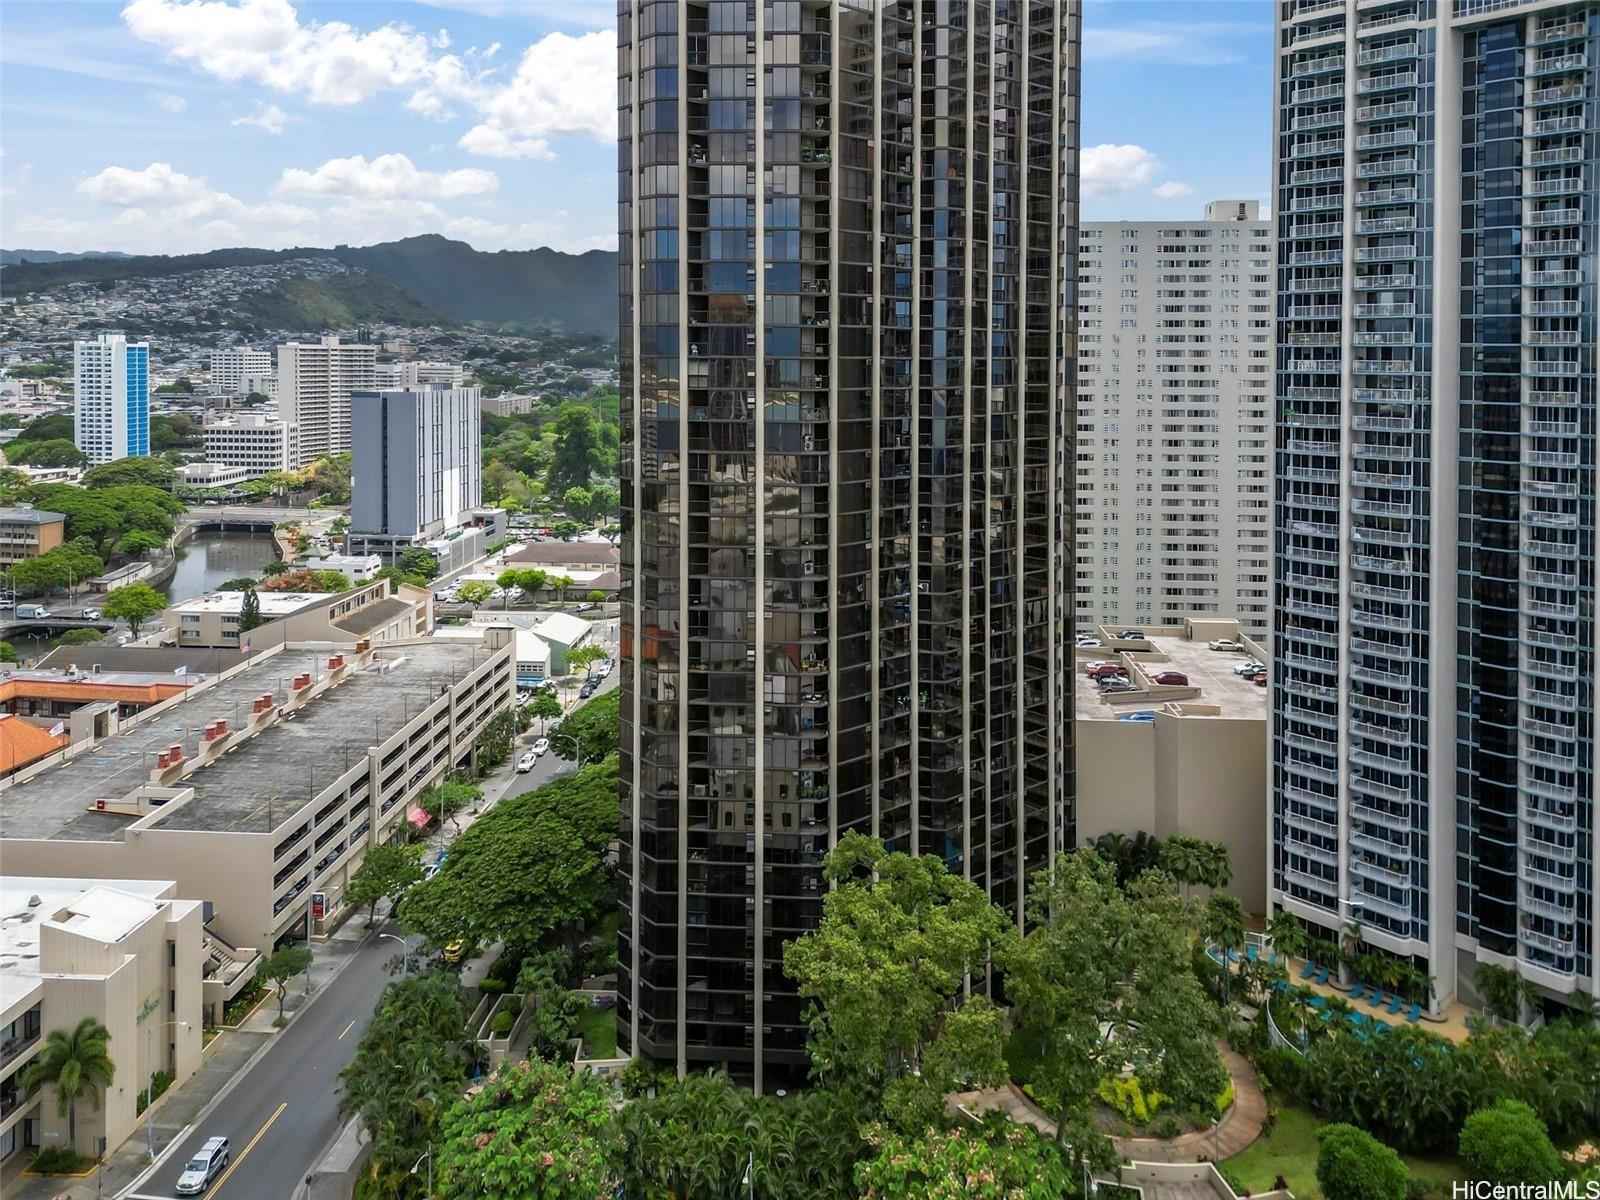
top-left (5, 531), bottom-right (279, 664)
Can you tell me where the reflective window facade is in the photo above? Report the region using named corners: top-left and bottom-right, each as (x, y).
top-left (619, 0), bottom-right (1081, 1086)
top-left (1272, 0), bottom-right (1596, 1017)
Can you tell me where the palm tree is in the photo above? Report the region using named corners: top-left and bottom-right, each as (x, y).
top-left (20, 1017), bottom-right (115, 1154)
top-left (1202, 893), bottom-right (1249, 1004)
top-left (1266, 908), bottom-right (1309, 964)
top-left (1159, 835), bottom-right (1208, 897)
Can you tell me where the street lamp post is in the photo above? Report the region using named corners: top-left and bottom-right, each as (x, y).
top-left (145, 1018), bottom-right (190, 1158)
top-left (410, 1146), bottom-right (432, 1197)
top-left (378, 932), bottom-right (413, 978)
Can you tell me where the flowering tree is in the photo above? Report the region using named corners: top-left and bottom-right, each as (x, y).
top-left (853, 1120), bottom-right (1076, 1200)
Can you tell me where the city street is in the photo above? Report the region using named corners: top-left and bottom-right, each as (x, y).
top-left (119, 925), bottom-right (399, 1200)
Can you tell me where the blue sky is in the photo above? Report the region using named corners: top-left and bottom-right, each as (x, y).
top-left (0, 0), bottom-right (1272, 256)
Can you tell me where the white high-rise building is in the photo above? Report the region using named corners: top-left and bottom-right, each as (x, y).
top-left (349, 385), bottom-right (481, 543)
top-left (276, 336), bottom-right (376, 465)
top-left (208, 348), bottom-right (272, 397)
top-left (374, 361), bottom-right (465, 389)
top-left (73, 332), bottom-right (150, 464)
top-left (1074, 202), bottom-right (1275, 637)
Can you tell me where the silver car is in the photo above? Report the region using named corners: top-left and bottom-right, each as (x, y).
top-left (175, 1135), bottom-right (230, 1194)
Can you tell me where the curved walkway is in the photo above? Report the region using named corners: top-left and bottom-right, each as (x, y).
top-left (948, 1042), bottom-right (1267, 1163)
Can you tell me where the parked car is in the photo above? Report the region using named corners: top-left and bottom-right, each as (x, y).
top-left (1253, 673), bottom-right (1269, 687)
top-left (1098, 679), bottom-right (1137, 693)
top-left (175, 1136), bottom-right (230, 1195)
top-left (442, 940), bottom-right (466, 965)
top-left (1119, 711), bottom-right (1158, 723)
top-left (578, 680), bottom-right (598, 699)
top-left (516, 751), bottom-right (537, 773)
top-left (1208, 638), bottom-right (1244, 652)
top-left (1075, 636), bottom-right (1101, 648)
top-left (1087, 662), bottom-right (1128, 679)
top-left (1233, 660), bottom-right (1266, 677)
top-left (1114, 630), bottom-right (1146, 641)
top-left (597, 660), bottom-right (614, 678)
top-left (1151, 671), bottom-right (1189, 686)
top-left (531, 737), bottom-right (550, 757)
top-left (79, 608), bottom-right (101, 620)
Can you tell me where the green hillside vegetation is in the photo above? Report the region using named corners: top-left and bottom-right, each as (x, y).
top-left (231, 270), bottom-right (445, 332)
top-left (2, 236), bottom-right (618, 336)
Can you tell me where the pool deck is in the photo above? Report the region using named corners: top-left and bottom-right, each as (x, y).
top-left (1281, 958), bottom-right (1478, 1044)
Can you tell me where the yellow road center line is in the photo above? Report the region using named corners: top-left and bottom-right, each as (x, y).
top-left (206, 1100), bottom-right (287, 1197)
top-left (338, 1018), bottom-right (356, 1040)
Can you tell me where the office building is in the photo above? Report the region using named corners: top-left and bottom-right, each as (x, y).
top-left (375, 361), bottom-right (466, 389)
top-left (208, 347), bottom-right (273, 396)
top-left (1076, 203), bottom-right (1274, 638)
top-left (0, 633), bottom-right (515, 954)
top-left (1, 877), bottom-right (205, 1165)
top-left (349, 386), bottom-right (482, 547)
top-left (167, 577), bottom-right (431, 650)
top-left (618, 0), bottom-right (1082, 1085)
top-left (73, 333), bottom-right (150, 464)
top-left (0, 507), bottom-right (65, 566)
top-left (201, 411), bottom-right (298, 479)
top-left (1272, 0), bottom-right (1598, 1017)
top-left (276, 336), bottom-right (376, 465)
top-left (480, 393), bottom-right (537, 418)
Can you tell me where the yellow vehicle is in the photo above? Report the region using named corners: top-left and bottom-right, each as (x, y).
top-left (442, 940), bottom-right (465, 965)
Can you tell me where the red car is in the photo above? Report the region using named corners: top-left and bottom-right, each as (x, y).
top-left (1251, 672), bottom-right (1269, 687)
top-left (1151, 671), bottom-right (1188, 686)
top-left (1087, 662), bottom-right (1128, 679)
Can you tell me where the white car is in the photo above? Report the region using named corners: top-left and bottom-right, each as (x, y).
top-left (531, 737), bottom-right (551, 757)
top-left (515, 751), bottom-right (537, 773)
top-left (1075, 637), bottom-right (1100, 648)
top-left (1233, 660), bottom-right (1267, 677)
top-left (80, 608), bottom-right (102, 620)
top-left (175, 1136), bottom-right (230, 1195)
top-left (1209, 639), bottom-right (1245, 652)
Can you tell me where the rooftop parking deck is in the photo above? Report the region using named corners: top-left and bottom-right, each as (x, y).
top-left (1074, 631), bottom-right (1268, 722)
top-left (0, 640), bottom-right (502, 842)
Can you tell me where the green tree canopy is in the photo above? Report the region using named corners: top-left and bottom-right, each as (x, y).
top-left (399, 757), bottom-right (618, 955)
top-left (457, 581), bottom-right (494, 605)
top-left (783, 833), bottom-right (1012, 1126)
top-left (1316, 1123), bottom-right (1408, 1200)
top-left (83, 457), bottom-right (177, 490)
top-left (528, 692), bottom-right (563, 731)
top-left (104, 581), bottom-right (165, 636)
top-left (345, 841), bottom-right (424, 927)
top-left (9, 543), bottom-right (104, 595)
top-left (853, 1120), bottom-right (1077, 1200)
top-left (546, 406), bottom-right (608, 495)
top-left (550, 689), bottom-right (617, 763)
top-left (258, 568), bottom-right (350, 593)
top-left (1001, 848), bottom-right (1225, 1164)
top-left (567, 643), bottom-right (606, 678)
top-left (116, 529), bottom-right (166, 557)
top-left (259, 945), bottom-right (313, 1019)
top-left (434, 1059), bottom-right (615, 1200)
top-left (1458, 1100), bottom-right (1562, 1185)
top-left (396, 547), bottom-right (440, 581)
top-left (7, 438), bottom-right (87, 467)
top-left (238, 585), bottom-right (264, 631)
top-left (10, 413), bottom-right (74, 444)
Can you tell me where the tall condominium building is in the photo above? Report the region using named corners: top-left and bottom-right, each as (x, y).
top-left (1272, 0), bottom-right (1598, 1017)
top-left (349, 385), bottom-right (482, 545)
top-left (618, 0), bottom-right (1081, 1086)
top-left (1076, 202), bottom-right (1274, 637)
top-left (276, 336), bottom-right (377, 465)
top-left (375, 361), bottom-right (466, 389)
top-left (208, 347), bottom-right (273, 396)
top-left (73, 332), bottom-right (150, 464)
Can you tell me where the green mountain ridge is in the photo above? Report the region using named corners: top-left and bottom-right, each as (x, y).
top-left (0, 235), bottom-right (619, 336)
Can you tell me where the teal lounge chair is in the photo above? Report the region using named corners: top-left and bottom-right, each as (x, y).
top-left (1313, 965), bottom-right (1331, 984)
top-left (1387, 994), bottom-right (1405, 1015)
top-left (1405, 1004), bottom-right (1421, 1022)
top-left (1348, 983), bottom-right (1368, 1001)
top-left (1300, 962), bottom-right (1316, 980)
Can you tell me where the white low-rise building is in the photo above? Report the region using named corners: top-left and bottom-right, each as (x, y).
top-left (201, 412), bottom-right (297, 479)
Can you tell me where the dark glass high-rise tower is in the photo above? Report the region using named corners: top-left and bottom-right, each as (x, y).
top-left (618, 0), bottom-right (1081, 1086)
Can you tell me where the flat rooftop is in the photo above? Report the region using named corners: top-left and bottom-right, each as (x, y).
top-left (1, 876), bottom-right (172, 1010)
top-left (168, 591), bottom-right (327, 616)
top-left (1074, 631), bottom-right (1267, 722)
top-left (0, 641), bottom-right (498, 843)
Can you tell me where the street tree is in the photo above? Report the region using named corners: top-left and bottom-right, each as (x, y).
top-left (398, 758), bottom-right (618, 959)
top-left (434, 1058), bottom-right (615, 1200)
top-left (457, 581), bottom-right (494, 606)
top-left (116, 529), bottom-right (165, 557)
top-left (568, 643), bottom-right (606, 678)
top-left (259, 945), bottom-right (313, 1019)
top-left (421, 779), bottom-right (481, 832)
top-left (346, 842), bottom-right (424, 927)
top-left (496, 568), bottom-right (521, 607)
top-left (550, 689), bottom-right (617, 763)
top-left (783, 833), bottom-right (1012, 1126)
top-left (546, 406), bottom-right (608, 495)
top-left (528, 692), bottom-right (563, 732)
top-left (20, 1017), bottom-right (115, 1155)
top-left (83, 457), bottom-right (177, 491)
top-left (395, 547), bottom-right (440, 581)
top-left (1002, 848), bottom-right (1225, 1167)
top-left (103, 581), bottom-right (165, 637)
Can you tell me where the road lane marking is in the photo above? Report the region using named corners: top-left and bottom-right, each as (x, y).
top-left (338, 1018), bottom-right (356, 1039)
top-left (205, 1100), bottom-right (286, 1198)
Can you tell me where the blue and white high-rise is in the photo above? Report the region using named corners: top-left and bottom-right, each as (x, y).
top-left (73, 332), bottom-right (150, 464)
top-left (1273, 0), bottom-right (1597, 1020)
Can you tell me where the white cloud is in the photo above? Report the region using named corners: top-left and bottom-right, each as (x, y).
top-left (457, 30), bottom-right (615, 159)
top-left (1084, 23), bottom-right (1257, 67)
top-left (121, 0), bottom-right (484, 110)
top-left (275, 153), bottom-right (498, 201)
top-left (231, 103), bottom-right (292, 135)
top-left (1154, 180), bottom-right (1195, 200)
top-left (79, 162), bottom-right (315, 223)
top-left (149, 91), bottom-right (188, 113)
top-left (1081, 144), bottom-right (1163, 199)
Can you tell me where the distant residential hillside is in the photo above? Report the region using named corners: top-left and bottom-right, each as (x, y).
top-left (0, 235), bottom-right (619, 336)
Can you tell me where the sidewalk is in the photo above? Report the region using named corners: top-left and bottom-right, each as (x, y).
top-left (1, 916), bottom-right (374, 1200)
